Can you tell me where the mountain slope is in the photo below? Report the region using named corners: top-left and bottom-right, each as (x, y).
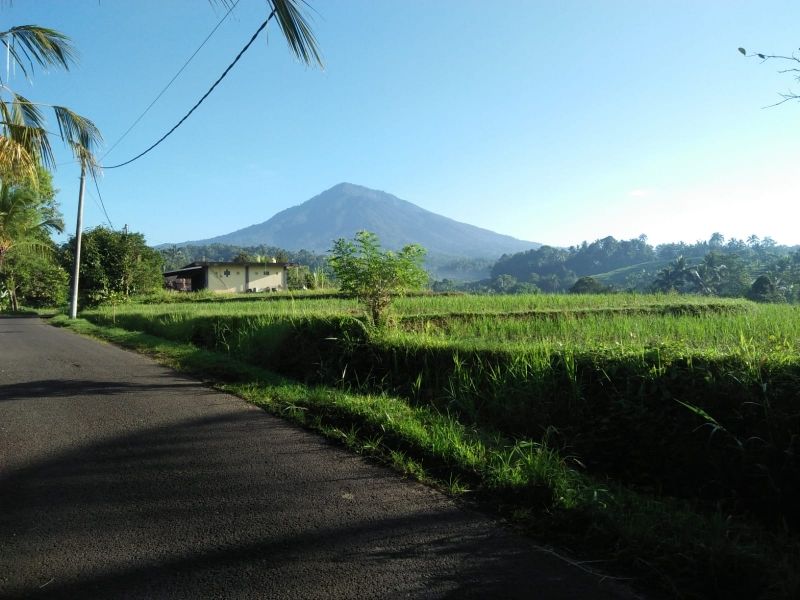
top-left (175, 183), bottom-right (539, 259)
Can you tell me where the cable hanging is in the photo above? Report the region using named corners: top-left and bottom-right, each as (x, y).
top-left (100, 0), bottom-right (241, 163)
top-left (90, 175), bottom-right (114, 229)
top-left (104, 10), bottom-right (275, 170)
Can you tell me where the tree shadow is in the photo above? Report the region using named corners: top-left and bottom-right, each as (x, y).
top-left (0, 410), bottom-right (628, 599)
top-left (0, 378), bottom-right (206, 402)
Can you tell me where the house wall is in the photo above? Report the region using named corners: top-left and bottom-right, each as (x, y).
top-left (205, 264), bottom-right (287, 293)
top-left (247, 266), bottom-right (287, 292)
top-left (207, 266), bottom-right (246, 292)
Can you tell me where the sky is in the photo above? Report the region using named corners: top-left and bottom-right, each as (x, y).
top-left (3, 0), bottom-right (800, 249)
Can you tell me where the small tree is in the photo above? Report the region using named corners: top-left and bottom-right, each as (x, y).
top-left (569, 276), bottom-right (610, 294)
top-left (329, 231), bottom-right (427, 325)
top-left (287, 264), bottom-right (313, 290)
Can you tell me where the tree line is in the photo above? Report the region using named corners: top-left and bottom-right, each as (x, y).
top-left (433, 234), bottom-right (800, 302)
top-left (0, 168), bottom-right (164, 311)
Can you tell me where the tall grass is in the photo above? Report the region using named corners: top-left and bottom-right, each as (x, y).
top-left (389, 304), bottom-right (799, 356)
top-left (108, 292), bottom-right (747, 320)
top-left (391, 292), bottom-right (748, 314)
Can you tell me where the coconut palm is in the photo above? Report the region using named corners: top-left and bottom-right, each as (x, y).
top-left (652, 256), bottom-right (690, 293)
top-left (0, 170), bottom-right (64, 310)
top-left (0, 25), bottom-right (102, 181)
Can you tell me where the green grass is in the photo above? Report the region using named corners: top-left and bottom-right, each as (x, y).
top-left (102, 291), bottom-right (746, 319)
top-left (391, 291), bottom-right (741, 314)
top-left (50, 313), bottom-right (800, 599)
top-left (388, 303), bottom-right (799, 355)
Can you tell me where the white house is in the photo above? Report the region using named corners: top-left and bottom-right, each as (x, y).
top-left (163, 261), bottom-right (290, 293)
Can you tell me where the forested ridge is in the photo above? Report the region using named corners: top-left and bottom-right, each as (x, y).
top-left (156, 233), bottom-right (800, 303)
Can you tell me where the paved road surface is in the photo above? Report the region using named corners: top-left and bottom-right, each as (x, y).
top-left (0, 317), bottom-right (636, 599)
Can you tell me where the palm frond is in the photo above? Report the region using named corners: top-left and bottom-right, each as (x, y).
top-left (9, 92), bottom-right (46, 128)
top-left (0, 25), bottom-right (76, 78)
top-left (0, 174), bottom-right (62, 267)
top-left (35, 214), bottom-right (64, 235)
top-left (3, 123), bottom-right (54, 169)
top-left (0, 134), bottom-right (40, 182)
top-left (0, 100), bottom-right (102, 178)
top-left (212, 0), bottom-right (322, 67)
top-left (0, 93), bottom-right (55, 176)
top-left (4, 236), bottom-right (53, 259)
top-left (268, 0), bottom-right (323, 68)
top-left (52, 105), bottom-right (102, 175)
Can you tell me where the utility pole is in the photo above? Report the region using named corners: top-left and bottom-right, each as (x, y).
top-left (68, 165), bottom-right (87, 319)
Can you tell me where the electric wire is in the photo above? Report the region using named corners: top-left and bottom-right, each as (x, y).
top-left (86, 188), bottom-right (113, 229)
top-left (88, 176), bottom-right (114, 229)
top-left (99, 0), bottom-right (241, 162)
top-left (103, 11), bottom-right (275, 170)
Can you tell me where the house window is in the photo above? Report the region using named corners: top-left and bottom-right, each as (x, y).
top-left (264, 271), bottom-right (270, 275)
top-left (223, 269), bottom-right (231, 277)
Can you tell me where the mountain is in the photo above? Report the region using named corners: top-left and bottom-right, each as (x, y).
top-left (172, 183), bottom-right (540, 259)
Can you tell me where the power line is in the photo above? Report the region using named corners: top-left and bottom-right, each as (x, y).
top-left (89, 176), bottom-right (114, 229)
top-left (99, 0), bottom-right (241, 162)
top-left (86, 189), bottom-right (105, 224)
top-left (104, 10), bottom-right (275, 170)
top-left (85, 192), bottom-right (108, 225)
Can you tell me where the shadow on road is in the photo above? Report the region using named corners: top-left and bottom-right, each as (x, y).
top-left (0, 407), bottom-right (622, 599)
top-left (0, 377), bottom-right (205, 402)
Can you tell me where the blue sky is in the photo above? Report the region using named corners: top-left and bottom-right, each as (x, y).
top-left (4, 0), bottom-right (800, 248)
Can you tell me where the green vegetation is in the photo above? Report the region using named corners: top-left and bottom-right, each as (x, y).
top-left (0, 21), bottom-right (102, 312)
top-left (0, 169), bottom-right (66, 311)
top-left (61, 226), bottom-right (164, 307)
top-left (159, 243), bottom-right (331, 273)
top-left (0, 25), bottom-right (102, 181)
top-left (329, 231), bottom-right (428, 325)
top-left (439, 233), bottom-right (800, 299)
top-left (159, 232), bottom-right (800, 300)
top-left (74, 290), bottom-right (800, 598)
top-left (160, 242), bottom-right (493, 283)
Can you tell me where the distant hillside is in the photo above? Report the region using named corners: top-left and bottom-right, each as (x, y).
top-left (171, 183), bottom-right (540, 259)
top-left (591, 256), bottom-right (707, 287)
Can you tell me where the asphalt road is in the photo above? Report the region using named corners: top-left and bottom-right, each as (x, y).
top-left (0, 316), bottom-right (637, 599)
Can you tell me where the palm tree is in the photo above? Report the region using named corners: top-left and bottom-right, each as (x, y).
top-left (653, 256), bottom-right (690, 293)
top-left (0, 25), bottom-right (102, 181)
top-left (693, 253), bottom-right (728, 296)
top-left (0, 171), bottom-right (64, 310)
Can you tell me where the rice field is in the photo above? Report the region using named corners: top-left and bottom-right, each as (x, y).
top-left (95, 292), bottom-right (798, 359)
top-left (390, 304), bottom-right (800, 356)
top-left (104, 290), bottom-right (746, 318)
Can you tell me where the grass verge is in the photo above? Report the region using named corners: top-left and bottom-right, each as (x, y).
top-left (50, 315), bottom-right (800, 600)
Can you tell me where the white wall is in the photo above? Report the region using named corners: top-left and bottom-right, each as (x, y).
top-left (206, 264), bottom-right (287, 293)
